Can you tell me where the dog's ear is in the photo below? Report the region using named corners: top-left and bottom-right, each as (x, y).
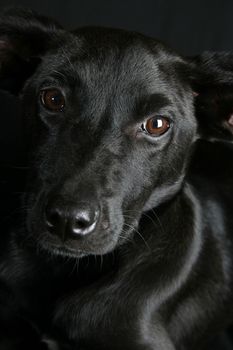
top-left (191, 52), bottom-right (233, 142)
top-left (0, 8), bottom-right (63, 94)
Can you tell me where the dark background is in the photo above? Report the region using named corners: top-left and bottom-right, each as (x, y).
top-left (0, 0), bottom-right (233, 55)
top-left (0, 1), bottom-right (233, 348)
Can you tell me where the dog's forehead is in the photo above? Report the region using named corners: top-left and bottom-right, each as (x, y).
top-left (60, 39), bottom-right (160, 87)
top-left (43, 28), bottom-right (185, 91)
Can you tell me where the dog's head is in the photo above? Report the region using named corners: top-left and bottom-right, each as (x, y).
top-left (1, 9), bottom-right (233, 257)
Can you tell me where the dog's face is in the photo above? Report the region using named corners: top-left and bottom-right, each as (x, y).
top-left (23, 29), bottom-right (196, 257)
top-left (1, 10), bottom-right (233, 258)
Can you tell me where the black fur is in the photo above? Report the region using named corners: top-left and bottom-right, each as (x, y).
top-left (0, 8), bottom-right (233, 350)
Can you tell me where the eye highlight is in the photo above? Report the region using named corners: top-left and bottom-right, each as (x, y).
top-left (141, 116), bottom-right (170, 137)
top-left (40, 88), bottom-right (65, 112)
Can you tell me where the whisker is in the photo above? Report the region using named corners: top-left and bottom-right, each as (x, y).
top-left (123, 222), bottom-right (151, 252)
top-left (118, 233), bottom-right (134, 245)
top-left (70, 257), bottom-right (80, 275)
top-left (124, 208), bottom-right (165, 236)
top-left (150, 208), bottom-right (166, 236)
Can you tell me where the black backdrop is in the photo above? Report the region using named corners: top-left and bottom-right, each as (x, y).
top-left (0, 0), bottom-right (233, 55)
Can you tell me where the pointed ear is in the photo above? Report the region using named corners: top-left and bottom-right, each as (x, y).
top-left (191, 52), bottom-right (233, 142)
top-left (0, 8), bottom-right (64, 94)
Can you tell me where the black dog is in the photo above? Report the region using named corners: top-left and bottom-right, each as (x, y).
top-left (0, 8), bottom-right (233, 350)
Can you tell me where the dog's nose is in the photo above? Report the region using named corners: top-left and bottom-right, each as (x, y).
top-left (45, 198), bottom-right (100, 239)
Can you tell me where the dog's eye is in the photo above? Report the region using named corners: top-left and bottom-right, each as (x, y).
top-left (141, 116), bottom-right (170, 136)
top-left (40, 89), bottom-right (65, 112)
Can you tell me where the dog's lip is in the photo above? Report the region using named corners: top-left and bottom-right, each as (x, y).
top-left (40, 240), bottom-right (93, 257)
top-left (44, 243), bottom-right (114, 258)
top-left (38, 227), bottom-right (116, 256)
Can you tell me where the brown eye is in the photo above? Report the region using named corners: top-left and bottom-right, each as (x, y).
top-left (141, 116), bottom-right (170, 136)
top-left (40, 88), bottom-right (65, 112)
